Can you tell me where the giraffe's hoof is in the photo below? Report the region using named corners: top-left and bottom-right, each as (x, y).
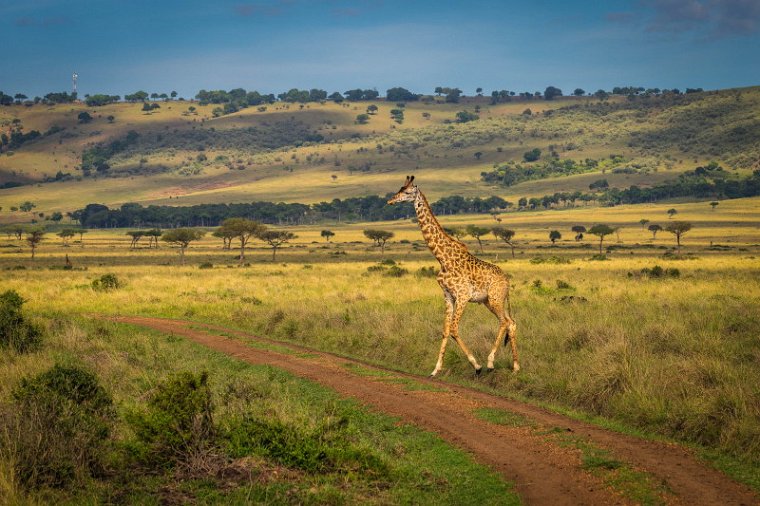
top-left (486, 367), bottom-right (495, 374)
top-left (475, 367), bottom-right (483, 377)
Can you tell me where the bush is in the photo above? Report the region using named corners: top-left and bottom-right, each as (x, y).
top-left (0, 290), bottom-right (42, 352)
top-left (198, 262), bottom-right (213, 269)
top-left (127, 371), bottom-right (215, 468)
top-left (91, 273), bottom-right (121, 291)
top-left (383, 265), bottom-right (409, 277)
top-left (640, 265), bottom-right (680, 278)
top-left (417, 266), bottom-right (439, 278)
top-left (1, 365), bottom-right (114, 489)
top-left (225, 415), bottom-right (390, 479)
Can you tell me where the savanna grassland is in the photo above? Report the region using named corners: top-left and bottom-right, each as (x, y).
top-left (1, 195), bottom-right (760, 503)
top-left (1, 87), bottom-right (760, 504)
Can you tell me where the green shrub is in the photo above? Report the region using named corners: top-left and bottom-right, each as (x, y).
top-left (126, 371), bottom-right (215, 468)
top-left (640, 265), bottom-right (680, 278)
top-left (2, 365), bottom-right (114, 489)
top-left (91, 273), bottom-right (121, 291)
top-left (198, 262), bottom-right (213, 269)
top-left (417, 266), bottom-right (439, 278)
top-left (225, 415), bottom-right (391, 479)
top-left (383, 265), bottom-right (409, 277)
top-left (0, 290), bottom-right (42, 352)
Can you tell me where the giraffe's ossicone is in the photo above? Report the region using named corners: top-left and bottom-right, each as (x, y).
top-left (388, 175), bottom-right (519, 376)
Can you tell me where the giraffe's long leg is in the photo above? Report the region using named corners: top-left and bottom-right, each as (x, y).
top-left (449, 296), bottom-right (482, 372)
top-left (430, 291), bottom-right (454, 377)
top-left (485, 284), bottom-right (519, 372)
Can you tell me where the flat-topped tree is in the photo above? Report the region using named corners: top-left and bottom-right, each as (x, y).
top-left (144, 229), bottom-right (161, 248)
top-left (588, 224), bottom-right (614, 255)
top-left (491, 227), bottom-right (516, 258)
top-left (465, 225), bottom-right (490, 253)
top-left (126, 230), bottom-right (144, 249)
top-left (549, 230), bottom-right (562, 244)
top-left (665, 221), bottom-right (692, 254)
top-left (217, 218), bottom-right (266, 263)
top-left (58, 229), bottom-right (75, 246)
top-left (667, 208), bottom-right (678, 219)
top-left (320, 230), bottom-right (335, 242)
top-left (648, 224), bottom-right (662, 239)
top-left (259, 230), bottom-right (296, 261)
top-left (363, 229), bottom-right (394, 255)
top-left (161, 228), bottom-right (205, 265)
top-left (571, 225), bottom-right (586, 241)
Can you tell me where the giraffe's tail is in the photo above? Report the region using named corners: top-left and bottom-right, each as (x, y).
top-left (504, 283), bottom-right (514, 347)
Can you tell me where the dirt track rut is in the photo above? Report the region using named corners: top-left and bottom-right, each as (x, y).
top-left (108, 316), bottom-right (759, 506)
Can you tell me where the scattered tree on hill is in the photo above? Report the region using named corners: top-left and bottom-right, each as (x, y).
top-left (73, 228), bottom-right (87, 246)
top-left (466, 225), bottom-right (490, 253)
top-left (363, 229), bottom-right (394, 254)
top-left (639, 219), bottom-right (650, 228)
top-left (588, 224), bottom-right (614, 254)
top-left (366, 104), bottom-right (378, 115)
top-left (217, 218), bottom-right (266, 263)
top-left (455, 110), bottom-right (479, 123)
top-left (667, 208), bottom-right (678, 219)
top-left (77, 111), bottom-right (93, 124)
top-left (356, 113), bottom-right (370, 124)
top-left (571, 225), bottom-right (586, 241)
top-left (665, 221), bottom-right (692, 254)
top-left (19, 201), bottom-right (36, 213)
top-left (25, 228), bottom-right (45, 259)
top-left (259, 230), bottom-right (296, 261)
top-left (573, 88), bottom-right (585, 96)
top-left (320, 229), bottom-right (335, 242)
top-left (710, 201), bottom-right (719, 210)
top-left (589, 178), bottom-right (609, 190)
top-left (161, 228), bottom-right (205, 265)
top-left (549, 230), bottom-right (562, 244)
top-left (648, 224), bottom-right (662, 239)
top-left (385, 87), bottom-right (418, 102)
top-left (492, 227), bottom-right (516, 258)
top-left (544, 86), bottom-right (563, 100)
top-left (523, 148), bottom-right (541, 162)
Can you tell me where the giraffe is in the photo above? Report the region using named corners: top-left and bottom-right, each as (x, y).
top-left (387, 176), bottom-right (519, 376)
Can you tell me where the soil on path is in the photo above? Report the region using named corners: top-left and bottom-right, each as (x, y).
top-left (108, 315), bottom-right (758, 506)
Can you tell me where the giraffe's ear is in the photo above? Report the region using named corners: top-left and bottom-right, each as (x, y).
top-left (404, 175), bottom-right (411, 185)
top-left (409, 175), bottom-right (415, 184)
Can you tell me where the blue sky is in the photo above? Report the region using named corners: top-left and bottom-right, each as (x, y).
top-left (1, 0), bottom-right (759, 98)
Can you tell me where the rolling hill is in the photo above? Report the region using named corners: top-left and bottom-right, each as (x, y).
top-left (1, 86), bottom-right (759, 219)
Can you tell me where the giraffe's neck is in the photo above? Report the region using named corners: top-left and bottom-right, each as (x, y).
top-left (414, 191), bottom-right (466, 269)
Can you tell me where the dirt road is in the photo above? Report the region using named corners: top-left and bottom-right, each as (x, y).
top-left (108, 316), bottom-right (758, 505)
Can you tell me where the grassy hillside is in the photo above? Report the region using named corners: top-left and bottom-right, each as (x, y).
top-left (2, 87), bottom-right (759, 219)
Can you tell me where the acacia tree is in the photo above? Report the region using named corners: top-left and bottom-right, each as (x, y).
top-left (73, 228), bottom-right (87, 246)
top-left (665, 221), bottom-right (692, 254)
top-left (667, 208), bottom-right (678, 219)
top-left (161, 228), bottom-right (205, 264)
top-left (710, 201), bottom-right (719, 210)
top-left (144, 229), bottom-right (162, 248)
top-left (25, 228), bottom-right (45, 259)
top-left (492, 227), bottom-right (516, 258)
top-left (320, 230), bottom-right (335, 242)
top-left (648, 224), bottom-right (662, 239)
top-left (639, 219), bottom-right (650, 228)
top-left (443, 227), bottom-right (464, 241)
top-left (588, 224), bottom-right (614, 255)
top-left (571, 225), bottom-right (586, 241)
top-left (212, 227), bottom-right (235, 250)
top-left (58, 229), bottom-right (75, 246)
top-left (466, 225), bottom-right (490, 253)
top-left (549, 230), bottom-right (562, 244)
top-left (259, 230), bottom-right (296, 261)
top-left (217, 218), bottom-right (266, 263)
top-left (126, 230), bottom-right (144, 249)
top-left (363, 229), bottom-right (394, 255)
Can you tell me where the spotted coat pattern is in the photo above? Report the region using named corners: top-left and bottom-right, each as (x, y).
top-left (388, 176), bottom-right (519, 376)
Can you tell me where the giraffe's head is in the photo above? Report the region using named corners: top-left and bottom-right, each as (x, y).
top-left (387, 175), bottom-right (419, 205)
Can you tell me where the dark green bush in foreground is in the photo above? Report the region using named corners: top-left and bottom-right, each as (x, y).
top-left (2, 364), bottom-right (114, 489)
top-left (0, 290), bottom-right (42, 352)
